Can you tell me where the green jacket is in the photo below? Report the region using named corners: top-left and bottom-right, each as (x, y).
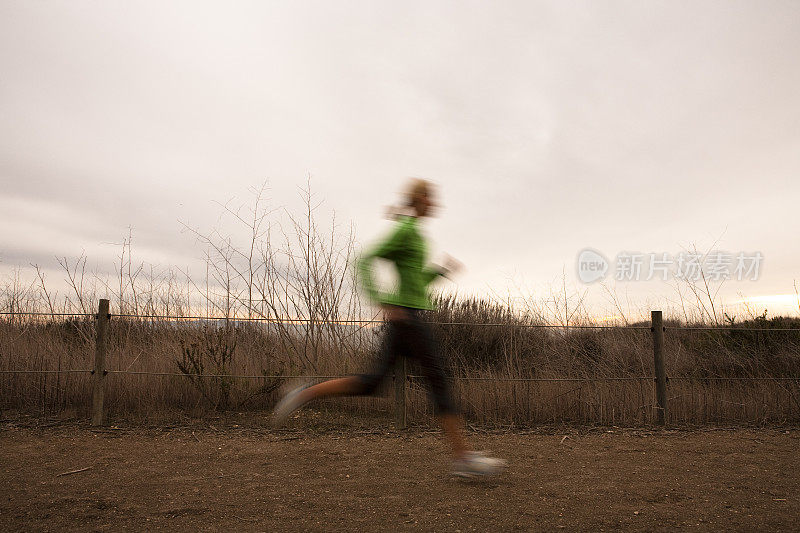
top-left (357, 215), bottom-right (443, 310)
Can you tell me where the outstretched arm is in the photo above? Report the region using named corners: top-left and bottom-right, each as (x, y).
top-left (420, 265), bottom-right (446, 286)
top-left (421, 254), bottom-right (463, 285)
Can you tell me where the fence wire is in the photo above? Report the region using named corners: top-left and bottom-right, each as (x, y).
top-left (1, 310), bottom-right (653, 329)
top-left (2, 309), bottom-right (799, 389)
top-left (0, 369), bottom-right (92, 374)
top-left (2, 368), bottom-right (799, 382)
top-left (4, 310), bottom-right (799, 332)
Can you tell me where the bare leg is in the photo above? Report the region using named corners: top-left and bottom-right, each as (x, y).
top-left (272, 376), bottom-right (369, 426)
top-left (297, 378), bottom-right (467, 458)
top-left (286, 377), bottom-right (470, 462)
top-left (439, 413), bottom-right (468, 460)
top-left (296, 376), bottom-right (364, 404)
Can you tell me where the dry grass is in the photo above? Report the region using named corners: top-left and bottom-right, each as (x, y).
top-left (2, 298), bottom-right (799, 426)
top-left (2, 185), bottom-right (798, 425)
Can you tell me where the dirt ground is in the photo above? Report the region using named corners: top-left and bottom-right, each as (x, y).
top-left (1, 417), bottom-right (798, 532)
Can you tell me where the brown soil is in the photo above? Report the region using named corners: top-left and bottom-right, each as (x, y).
top-left (1, 419), bottom-right (798, 532)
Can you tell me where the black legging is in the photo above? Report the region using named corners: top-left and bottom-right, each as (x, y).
top-left (354, 307), bottom-right (458, 415)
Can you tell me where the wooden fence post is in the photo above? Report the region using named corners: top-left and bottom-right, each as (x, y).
top-left (394, 356), bottom-right (407, 429)
top-left (651, 310), bottom-right (667, 425)
top-left (92, 299), bottom-right (110, 426)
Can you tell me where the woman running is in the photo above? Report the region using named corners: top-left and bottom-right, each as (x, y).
top-left (272, 178), bottom-right (506, 477)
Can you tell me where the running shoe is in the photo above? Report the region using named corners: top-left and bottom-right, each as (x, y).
top-left (271, 383), bottom-right (311, 427)
top-left (452, 451), bottom-right (508, 478)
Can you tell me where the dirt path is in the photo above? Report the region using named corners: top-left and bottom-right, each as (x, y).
top-left (1, 424), bottom-right (798, 531)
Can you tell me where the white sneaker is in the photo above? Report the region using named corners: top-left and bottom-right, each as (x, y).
top-left (452, 451), bottom-right (508, 478)
top-left (272, 383), bottom-right (311, 427)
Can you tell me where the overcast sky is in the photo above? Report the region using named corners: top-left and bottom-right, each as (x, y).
top-left (2, 1), bottom-right (799, 319)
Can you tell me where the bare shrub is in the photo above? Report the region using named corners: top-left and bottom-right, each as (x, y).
top-left (1, 184), bottom-right (799, 425)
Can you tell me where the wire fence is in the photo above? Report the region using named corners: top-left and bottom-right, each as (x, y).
top-left (3, 309), bottom-right (799, 332)
top-left (2, 368), bottom-right (799, 382)
top-left (2, 302), bottom-right (799, 426)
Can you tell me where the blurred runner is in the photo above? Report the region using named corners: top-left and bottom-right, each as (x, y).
top-left (273, 178), bottom-right (506, 478)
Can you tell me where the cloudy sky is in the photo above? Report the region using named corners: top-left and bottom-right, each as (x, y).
top-left (2, 1), bottom-right (799, 319)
